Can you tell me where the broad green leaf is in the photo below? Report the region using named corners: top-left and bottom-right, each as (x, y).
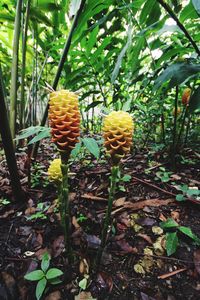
top-left (86, 26), bottom-right (99, 56)
top-left (90, 36), bottom-right (112, 63)
top-left (28, 128), bottom-right (51, 145)
top-left (192, 0), bottom-right (200, 15)
top-left (154, 63), bottom-right (200, 89)
top-left (160, 218), bottom-right (179, 229)
top-left (146, 1), bottom-right (161, 26)
top-left (179, 226), bottom-right (200, 244)
top-left (24, 270), bottom-right (45, 281)
top-left (122, 175), bottom-right (132, 182)
top-left (140, 0), bottom-right (156, 24)
top-left (46, 268), bottom-right (63, 280)
top-left (78, 277), bottom-right (87, 290)
top-left (82, 137), bottom-right (100, 159)
top-left (41, 253), bottom-right (50, 273)
top-left (36, 277), bottom-right (47, 300)
top-left (71, 141), bottom-right (82, 157)
top-left (111, 26), bottom-right (132, 83)
top-left (189, 86), bottom-right (200, 113)
top-left (85, 101), bottom-right (103, 111)
top-left (176, 194), bottom-right (186, 201)
top-left (180, 1), bottom-right (199, 22)
top-left (166, 232), bottom-right (178, 256)
top-left (15, 126), bottom-right (44, 140)
top-left (30, 7), bottom-right (52, 26)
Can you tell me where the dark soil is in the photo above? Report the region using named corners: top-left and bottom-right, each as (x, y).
top-left (0, 143), bottom-right (200, 300)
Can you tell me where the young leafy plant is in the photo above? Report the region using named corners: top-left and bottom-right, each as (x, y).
top-left (160, 218), bottom-right (200, 256)
top-left (175, 184), bottom-right (200, 201)
top-left (24, 253), bottom-right (63, 300)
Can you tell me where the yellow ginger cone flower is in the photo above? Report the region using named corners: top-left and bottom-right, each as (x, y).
top-left (103, 111), bottom-right (134, 164)
top-left (182, 88), bottom-right (191, 106)
top-left (48, 158), bottom-right (62, 183)
top-left (49, 90), bottom-right (80, 156)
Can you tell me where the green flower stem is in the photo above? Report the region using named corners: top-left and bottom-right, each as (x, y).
top-left (95, 165), bottom-right (119, 269)
top-left (60, 155), bottom-right (73, 263)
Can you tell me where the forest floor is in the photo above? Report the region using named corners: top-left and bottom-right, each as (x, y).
top-left (0, 141), bottom-right (200, 300)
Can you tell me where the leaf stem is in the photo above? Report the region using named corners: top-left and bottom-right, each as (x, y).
top-left (95, 165), bottom-right (119, 269)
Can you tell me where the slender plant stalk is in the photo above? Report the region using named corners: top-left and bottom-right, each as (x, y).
top-left (32, 0), bottom-right (86, 159)
top-left (20, 0), bottom-right (31, 129)
top-left (156, 0), bottom-right (200, 56)
top-left (10, 0), bottom-right (23, 140)
top-left (0, 69), bottom-right (25, 202)
top-left (60, 154), bottom-right (73, 263)
top-left (95, 165), bottom-right (119, 269)
top-left (184, 114), bottom-right (191, 146)
top-left (161, 112), bottom-right (165, 144)
top-left (177, 106), bottom-right (188, 147)
top-left (171, 86), bottom-right (179, 169)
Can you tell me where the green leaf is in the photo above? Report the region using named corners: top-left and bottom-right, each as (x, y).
top-left (41, 253), bottom-right (50, 273)
top-left (24, 270), bottom-right (45, 281)
top-left (36, 277), bottom-right (47, 300)
top-left (180, 1), bottom-right (199, 22)
top-left (192, 0), bottom-right (200, 15)
top-left (71, 141), bottom-right (82, 157)
top-left (189, 86), bottom-right (200, 113)
top-left (166, 232), bottom-right (178, 256)
top-left (78, 277), bottom-right (87, 290)
top-left (176, 194), bottom-right (186, 201)
top-left (111, 25), bottom-right (132, 83)
top-left (82, 137), bottom-right (100, 159)
top-left (140, 0), bottom-right (156, 24)
top-left (160, 218), bottom-right (179, 229)
top-left (28, 128), bottom-right (51, 145)
top-left (154, 63), bottom-right (200, 90)
top-left (122, 175), bottom-right (131, 182)
top-left (46, 268), bottom-right (63, 280)
top-left (178, 226), bottom-right (200, 244)
top-left (15, 126), bottom-right (44, 140)
top-left (187, 189), bottom-right (200, 196)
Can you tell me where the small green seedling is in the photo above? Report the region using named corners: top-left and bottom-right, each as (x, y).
top-left (160, 218), bottom-right (200, 256)
top-left (24, 253), bottom-right (63, 300)
top-left (155, 167), bottom-right (172, 183)
top-left (116, 170), bottom-right (131, 192)
top-left (26, 202), bottom-right (50, 221)
top-left (0, 198), bottom-right (10, 206)
top-left (77, 213), bottom-right (87, 223)
top-left (175, 184), bottom-right (200, 201)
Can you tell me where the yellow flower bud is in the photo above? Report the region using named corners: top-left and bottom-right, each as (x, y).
top-left (182, 88), bottom-right (191, 106)
top-left (103, 111), bottom-right (134, 164)
top-left (48, 90), bottom-right (80, 154)
top-left (48, 158), bottom-right (62, 183)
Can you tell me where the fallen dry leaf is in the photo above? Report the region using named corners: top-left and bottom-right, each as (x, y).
top-left (75, 291), bottom-right (96, 300)
top-left (158, 268), bottom-right (187, 279)
top-left (81, 193), bottom-right (107, 202)
top-left (113, 197), bottom-right (126, 207)
top-left (112, 198), bottom-right (175, 215)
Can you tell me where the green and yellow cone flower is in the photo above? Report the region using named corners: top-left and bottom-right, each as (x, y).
top-left (49, 90), bottom-right (80, 157)
top-left (103, 111), bottom-right (134, 164)
top-left (182, 88), bottom-right (191, 106)
top-left (48, 158), bottom-right (62, 183)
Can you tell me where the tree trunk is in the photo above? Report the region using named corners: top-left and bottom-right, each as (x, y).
top-left (0, 69), bottom-right (25, 202)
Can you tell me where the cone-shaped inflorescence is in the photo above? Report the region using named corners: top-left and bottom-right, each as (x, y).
top-left (48, 158), bottom-right (62, 183)
top-left (48, 89), bottom-right (80, 263)
top-left (95, 111), bottom-right (133, 269)
top-left (182, 88), bottom-right (191, 106)
top-left (103, 111), bottom-right (134, 164)
top-left (49, 89), bottom-right (80, 159)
